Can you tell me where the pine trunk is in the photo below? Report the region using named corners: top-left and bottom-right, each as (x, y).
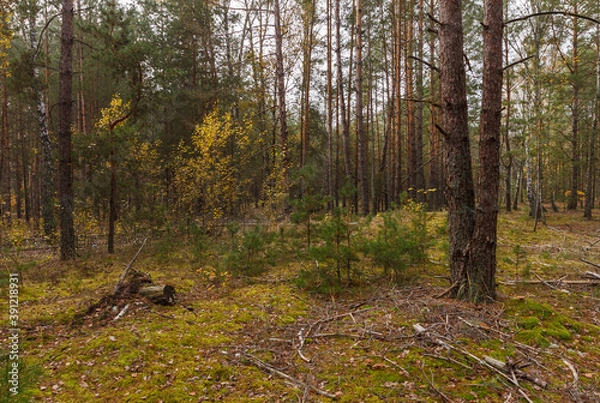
top-left (439, 0), bottom-right (476, 299)
top-left (467, 0), bottom-right (503, 302)
top-left (58, 0), bottom-right (76, 259)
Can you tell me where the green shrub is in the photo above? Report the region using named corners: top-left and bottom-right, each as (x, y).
top-left (226, 225), bottom-right (272, 275)
top-left (297, 207), bottom-right (359, 293)
top-left (362, 208), bottom-right (432, 281)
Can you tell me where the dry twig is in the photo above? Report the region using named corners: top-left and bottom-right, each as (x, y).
top-left (243, 353), bottom-right (337, 399)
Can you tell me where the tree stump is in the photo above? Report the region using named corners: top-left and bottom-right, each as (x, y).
top-left (138, 284), bottom-right (176, 305)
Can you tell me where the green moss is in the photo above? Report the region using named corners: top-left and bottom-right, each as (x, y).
top-left (517, 316), bottom-right (541, 329)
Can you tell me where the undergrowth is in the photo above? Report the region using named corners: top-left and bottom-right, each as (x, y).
top-left (1, 209), bottom-right (600, 402)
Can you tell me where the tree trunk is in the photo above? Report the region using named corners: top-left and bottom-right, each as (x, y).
top-left (428, 0), bottom-right (443, 210)
top-left (439, 0), bottom-right (476, 299)
top-left (414, 0), bottom-right (426, 203)
top-left (568, 8), bottom-right (580, 211)
top-left (467, 0), bottom-right (503, 302)
top-left (58, 0), bottom-right (76, 259)
top-left (336, 0), bottom-right (352, 190)
top-left (326, 0), bottom-right (335, 207)
top-left (273, 0), bottom-right (289, 211)
top-left (108, 148), bottom-right (117, 254)
top-left (28, 12), bottom-right (57, 238)
top-left (1, 70), bottom-right (9, 224)
top-left (355, 0), bottom-right (369, 216)
top-left (503, 17), bottom-right (513, 212)
top-left (299, 0), bottom-right (315, 198)
top-left (584, 31), bottom-right (600, 219)
top-left (393, 0), bottom-right (403, 201)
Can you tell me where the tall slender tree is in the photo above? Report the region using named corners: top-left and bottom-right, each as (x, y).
top-left (58, 0), bottom-right (75, 259)
top-left (355, 0), bottom-right (369, 215)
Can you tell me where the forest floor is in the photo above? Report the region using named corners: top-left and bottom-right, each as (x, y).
top-left (2, 209), bottom-right (600, 403)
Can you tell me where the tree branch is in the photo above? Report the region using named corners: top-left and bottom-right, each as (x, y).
top-left (506, 11), bottom-right (600, 26)
top-left (503, 55), bottom-right (534, 71)
top-left (409, 55), bottom-right (440, 72)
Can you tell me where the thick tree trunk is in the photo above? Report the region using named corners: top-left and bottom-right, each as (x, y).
top-left (439, 0), bottom-right (476, 299)
top-left (58, 0), bottom-right (76, 259)
top-left (467, 0), bottom-right (503, 302)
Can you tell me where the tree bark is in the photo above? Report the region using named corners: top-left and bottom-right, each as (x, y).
top-left (467, 0), bottom-right (503, 302)
top-left (439, 0), bottom-right (476, 299)
top-left (273, 0), bottom-right (289, 211)
top-left (584, 31), bottom-right (600, 219)
top-left (355, 0), bottom-right (369, 215)
top-left (28, 12), bottom-right (57, 238)
top-left (568, 8), bottom-right (580, 210)
top-left (336, 0), bottom-right (352, 190)
top-left (58, 0), bottom-right (76, 259)
top-left (1, 70), bottom-right (8, 224)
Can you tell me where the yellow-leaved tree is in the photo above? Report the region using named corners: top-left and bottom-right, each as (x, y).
top-left (95, 94), bottom-right (132, 253)
top-left (175, 108), bottom-right (257, 231)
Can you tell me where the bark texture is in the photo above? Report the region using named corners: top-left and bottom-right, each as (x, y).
top-left (58, 0), bottom-right (76, 259)
top-left (438, 0), bottom-right (475, 299)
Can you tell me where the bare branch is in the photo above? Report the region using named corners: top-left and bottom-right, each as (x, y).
top-left (506, 11), bottom-right (600, 26)
top-left (503, 55), bottom-right (534, 71)
top-left (409, 55), bottom-right (440, 72)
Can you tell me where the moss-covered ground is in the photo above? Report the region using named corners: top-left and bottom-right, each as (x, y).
top-left (2, 209), bottom-right (600, 402)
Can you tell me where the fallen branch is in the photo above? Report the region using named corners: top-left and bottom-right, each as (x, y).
top-left (583, 271), bottom-right (600, 281)
top-left (243, 353), bottom-right (337, 399)
top-left (114, 237), bottom-right (148, 295)
top-left (113, 303), bottom-right (131, 321)
top-left (532, 272), bottom-right (570, 294)
top-left (420, 365), bottom-right (454, 403)
top-left (483, 356), bottom-right (547, 389)
top-left (412, 325), bottom-right (544, 399)
top-left (562, 359), bottom-right (579, 389)
top-left (500, 279), bottom-right (598, 286)
top-left (579, 258), bottom-right (600, 271)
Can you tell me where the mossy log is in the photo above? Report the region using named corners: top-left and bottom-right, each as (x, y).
top-left (138, 284), bottom-right (176, 305)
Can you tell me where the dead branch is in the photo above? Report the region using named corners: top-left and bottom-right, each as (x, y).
top-left (504, 55), bottom-right (535, 71)
top-left (383, 356), bottom-right (411, 375)
top-left (412, 324), bottom-right (544, 398)
top-left (243, 353), bottom-right (337, 399)
top-left (114, 237), bottom-right (148, 295)
top-left (562, 359), bottom-right (579, 389)
top-left (579, 258), bottom-right (600, 270)
top-left (113, 303), bottom-right (130, 321)
top-left (532, 272), bottom-right (570, 294)
top-left (419, 364), bottom-right (454, 403)
top-left (583, 271), bottom-right (600, 280)
top-left (506, 11), bottom-right (600, 26)
top-left (500, 279), bottom-right (598, 286)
